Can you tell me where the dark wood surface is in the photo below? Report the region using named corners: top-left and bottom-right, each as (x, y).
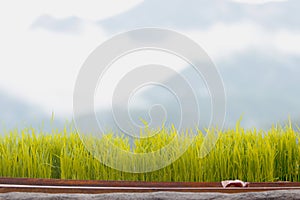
top-left (0, 177), bottom-right (299, 194)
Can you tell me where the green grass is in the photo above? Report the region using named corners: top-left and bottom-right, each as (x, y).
top-left (0, 121), bottom-right (299, 182)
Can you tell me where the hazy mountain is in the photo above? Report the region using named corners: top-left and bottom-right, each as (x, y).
top-left (2, 48), bottom-right (299, 133)
top-left (96, 49), bottom-right (300, 130)
top-left (98, 0), bottom-right (300, 32)
top-left (30, 0), bottom-right (300, 34)
top-left (219, 50), bottom-right (300, 128)
top-left (31, 14), bottom-right (82, 34)
top-left (0, 89), bottom-right (63, 132)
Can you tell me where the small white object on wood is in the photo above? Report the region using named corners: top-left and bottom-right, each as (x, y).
top-left (221, 180), bottom-right (250, 188)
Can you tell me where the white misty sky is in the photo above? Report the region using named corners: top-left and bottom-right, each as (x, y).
top-left (0, 0), bottom-right (143, 116)
top-left (0, 0), bottom-right (299, 128)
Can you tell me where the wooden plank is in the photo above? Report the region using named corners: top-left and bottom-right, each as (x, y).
top-left (0, 178), bottom-right (222, 187)
top-left (1, 185), bottom-right (300, 194)
top-left (0, 178), bottom-right (300, 194)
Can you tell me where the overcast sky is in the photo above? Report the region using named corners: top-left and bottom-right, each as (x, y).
top-left (0, 0), bottom-right (299, 129)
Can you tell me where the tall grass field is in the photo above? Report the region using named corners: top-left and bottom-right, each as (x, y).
top-left (0, 121), bottom-right (299, 182)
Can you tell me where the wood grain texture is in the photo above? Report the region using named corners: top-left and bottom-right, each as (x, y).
top-left (0, 178), bottom-right (299, 194)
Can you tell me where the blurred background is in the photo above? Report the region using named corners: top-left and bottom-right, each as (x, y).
top-left (0, 0), bottom-right (299, 131)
